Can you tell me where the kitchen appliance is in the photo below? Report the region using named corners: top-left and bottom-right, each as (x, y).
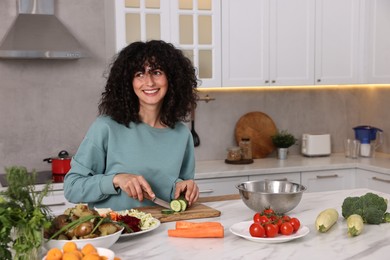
top-left (353, 125), bottom-right (383, 157)
top-left (301, 134), bottom-right (331, 156)
top-left (0, 0), bottom-right (86, 59)
top-left (43, 150), bottom-right (71, 182)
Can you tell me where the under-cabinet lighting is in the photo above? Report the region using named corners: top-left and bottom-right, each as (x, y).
top-left (197, 84), bottom-right (390, 92)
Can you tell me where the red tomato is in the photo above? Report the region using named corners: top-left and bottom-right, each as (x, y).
top-left (264, 223), bottom-right (278, 238)
top-left (289, 217), bottom-right (301, 232)
top-left (282, 215), bottom-right (291, 222)
top-left (274, 218), bottom-right (283, 231)
top-left (258, 215), bottom-right (270, 224)
top-left (253, 213), bottom-right (262, 223)
top-left (269, 215), bottom-right (278, 222)
top-left (263, 208), bottom-right (274, 215)
top-left (249, 223), bottom-right (265, 238)
top-left (280, 222), bottom-right (294, 235)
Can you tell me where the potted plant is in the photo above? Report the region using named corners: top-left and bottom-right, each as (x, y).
top-left (271, 130), bottom-right (297, 159)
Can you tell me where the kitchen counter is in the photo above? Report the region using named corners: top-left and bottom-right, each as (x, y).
top-left (111, 188), bottom-right (390, 260)
top-left (195, 153), bottom-right (390, 179)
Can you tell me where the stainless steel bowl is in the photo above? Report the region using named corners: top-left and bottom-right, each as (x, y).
top-left (236, 180), bottom-right (306, 214)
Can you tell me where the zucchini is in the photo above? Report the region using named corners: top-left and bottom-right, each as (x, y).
top-left (347, 214), bottom-right (364, 237)
top-left (161, 209), bottom-right (175, 215)
top-left (315, 208), bottom-right (339, 233)
top-left (170, 200), bottom-right (182, 212)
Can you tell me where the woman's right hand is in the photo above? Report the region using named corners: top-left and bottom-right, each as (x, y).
top-left (113, 173), bottom-right (155, 202)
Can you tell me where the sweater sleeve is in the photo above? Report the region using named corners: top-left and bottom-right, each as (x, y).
top-left (63, 120), bottom-right (118, 204)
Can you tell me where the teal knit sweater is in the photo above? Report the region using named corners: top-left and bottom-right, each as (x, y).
top-left (64, 116), bottom-right (195, 211)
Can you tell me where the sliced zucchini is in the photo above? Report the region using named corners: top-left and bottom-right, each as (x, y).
top-left (178, 199), bottom-right (188, 212)
top-left (161, 209), bottom-right (175, 215)
top-left (170, 200), bottom-right (182, 212)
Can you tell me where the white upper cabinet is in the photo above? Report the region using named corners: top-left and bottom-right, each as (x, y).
top-left (107, 0), bottom-right (221, 88)
top-left (222, 0), bottom-right (315, 87)
top-left (365, 0), bottom-right (390, 83)
top-left (315, 0), bottom-right (363, 85)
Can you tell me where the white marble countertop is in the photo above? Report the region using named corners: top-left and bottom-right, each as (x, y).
top-left (111, 188), bottom-right (390, 260)
top-left (195, 153), bottom-right (390, 179)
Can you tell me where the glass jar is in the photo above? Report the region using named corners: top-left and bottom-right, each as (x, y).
top-left (226, 146), bottom-right (242, 161)
top-left (239, 137), bottom-right (252, 160)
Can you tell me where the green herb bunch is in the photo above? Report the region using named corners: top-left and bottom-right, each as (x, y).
top-left (0, 166), bottom-right (53, 260)
top-left (271, 130), bottom-right (297, 148)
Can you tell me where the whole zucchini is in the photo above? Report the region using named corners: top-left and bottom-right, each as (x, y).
top-left (315, 208), bottom-right (339, 233)
top-left (347, 214), bottom-right (364, 237)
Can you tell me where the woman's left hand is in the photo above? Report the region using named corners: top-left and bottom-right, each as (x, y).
top-left (174, 180), bottom-right (199, 206)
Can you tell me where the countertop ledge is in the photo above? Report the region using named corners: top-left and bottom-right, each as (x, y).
top-left (194, 153), bottom-right (390, 179)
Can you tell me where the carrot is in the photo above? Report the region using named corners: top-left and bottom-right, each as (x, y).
top-left (109, 211), bottom-right (119, 221)
top-left (168, 226), bottom-right (224, 238)
top-left (175, 221), bottom-right (223, 229)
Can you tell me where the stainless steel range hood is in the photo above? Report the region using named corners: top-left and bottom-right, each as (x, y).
top-left (0, 0), bottom-right (87, 59)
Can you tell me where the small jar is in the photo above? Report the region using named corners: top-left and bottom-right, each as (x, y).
top-left (226, 146), bottom-right (242, 161)
top-left (239, 137), bottom-right (252, 160)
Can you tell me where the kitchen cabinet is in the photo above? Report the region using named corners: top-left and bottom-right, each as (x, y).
top-left (249, 172), bottom-right (301, 184)
top-left (365, 0), bottom-right (390, 83)
top-left (222, 0), bottom-right (315, 87)
top-left (196, 176), bottom-right (248, 197)
top-left (301, 169), bottom-right (355, 192)
top-left (106, 0), bottom-right (221, 88)
top-left (314, 0), bottom-right (363, 85)
top-left (355, 169), bottom-right (390, 193)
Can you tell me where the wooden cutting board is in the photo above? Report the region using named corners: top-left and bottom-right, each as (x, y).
top-left (234, 111), bottom-right (277, 158)
top-left (135, 203), bottom-right (221, 223)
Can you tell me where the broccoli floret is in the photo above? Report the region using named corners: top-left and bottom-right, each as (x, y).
top-left (360, 193), bottom-right (387, 213)
top-left (363, 207), bottom-right (385, 224)
top-left (342, 196), bottom-right (363, 218)
top-left (341, 192), bottom-right (390, 224)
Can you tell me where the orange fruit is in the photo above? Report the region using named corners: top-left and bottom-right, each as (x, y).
top-left (63, 251), bottom-right (82, 260)
top-left (81, 243), bottom-right (97, 256)
top-left (63, 241), bottom-right (78, 253)
top-left (46, 247), bottom-right (63, 260)
top-left (82, 253), bottom-right (101, 260)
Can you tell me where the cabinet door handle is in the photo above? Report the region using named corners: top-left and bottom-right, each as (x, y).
top-left (265, 178), bottom-right (288, 181)
top-left (43, 202), bottom-right (66, 207)
top-left (372, 176), bottom-right (390, 183)
top-left (316, 174), bottom-right (338, 179)
top-left (199, 189), bottom-right (214, 194)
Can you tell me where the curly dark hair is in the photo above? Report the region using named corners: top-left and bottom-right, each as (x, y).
top-left (98, 40), bottom-right (199, 128)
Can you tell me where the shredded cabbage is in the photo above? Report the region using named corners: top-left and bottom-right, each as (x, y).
top-left (120, 209), bottom-right (159, 230)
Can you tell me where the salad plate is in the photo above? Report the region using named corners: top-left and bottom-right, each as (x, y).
top-left (229, 221), bottom-right (309, 244)
top-left (120, 218), bottom-right (160, 237)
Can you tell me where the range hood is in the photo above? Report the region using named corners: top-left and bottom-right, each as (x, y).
top-left (0, 0), bottom-right (87, 59)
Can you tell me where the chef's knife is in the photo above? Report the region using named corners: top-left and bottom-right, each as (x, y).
top-left (151, 196), bottom-right (171, 209)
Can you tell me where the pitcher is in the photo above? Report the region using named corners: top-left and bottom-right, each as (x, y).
top-left (353, 125), bottom-right (383, 157)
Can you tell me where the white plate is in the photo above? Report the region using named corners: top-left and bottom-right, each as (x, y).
top-left (120, 218), bottom-right (161, 238)
top-left (229, 221), bottom-right (310, 244)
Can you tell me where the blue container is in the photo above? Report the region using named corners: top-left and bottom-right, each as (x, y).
top-left (353, 125), bottom-right (383, 144)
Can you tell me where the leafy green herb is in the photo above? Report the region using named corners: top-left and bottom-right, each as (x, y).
top-left (0, 166), bottom-right (53, 260)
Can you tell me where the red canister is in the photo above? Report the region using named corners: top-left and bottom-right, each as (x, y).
top-left (43, 150), bottom-right (72, 182)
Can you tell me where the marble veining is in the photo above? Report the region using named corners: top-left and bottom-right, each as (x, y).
top-left (111, 188), bottom-right (390, 260)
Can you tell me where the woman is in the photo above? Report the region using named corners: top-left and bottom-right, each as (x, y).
top-left (64, 40), bottom-right (199, 211)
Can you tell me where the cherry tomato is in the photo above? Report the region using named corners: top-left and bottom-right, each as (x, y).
top-left (274, 218), bottom-right (283, 231)
top-left (289, 217), bottom-right (301, 232)
top-left (253, 213), bottom-right (262, 223)
top-left (258, 215), bottom-right (270, 224)
top-left (249, 223), bottom-right (265, 238)
top-left (280, 222), bottom-right (294, 235)
top-left (282, 215), bottom-right (291, 222)
top-left (269, 215), bottom-right (278, 222)
top-left (264, 223), bottom-right (278, 238)
top-left (263, 208), bottom-right (274, 215)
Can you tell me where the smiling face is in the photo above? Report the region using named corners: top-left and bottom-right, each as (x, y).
top-left (132, 64), bottom-right (169, 110)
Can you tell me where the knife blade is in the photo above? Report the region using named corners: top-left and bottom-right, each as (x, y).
top-left (151, 196), bottom-right (171, 209)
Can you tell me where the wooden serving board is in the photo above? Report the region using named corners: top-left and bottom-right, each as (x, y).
top-left (135, 203), bottom-right (221, 223)
top-left (234, 111), bottom-right (277, 158)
